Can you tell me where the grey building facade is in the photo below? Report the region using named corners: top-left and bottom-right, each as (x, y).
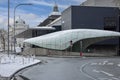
top-left (61, 6), bottom-right (120, 55)
top-left (62, 6), bottom-right (119, 31)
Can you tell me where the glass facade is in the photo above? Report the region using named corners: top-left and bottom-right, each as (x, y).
top-left (24, 29), bottom-right (120, 51)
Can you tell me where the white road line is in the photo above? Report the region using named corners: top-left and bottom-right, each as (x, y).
top-left (80, 63), bottom-right (97, 80)
top-left (91, 61), bottom-right (114, 66)
top-left (93, 69), bottom-right (118, 80)
top-left (101, 71), bottom-right (114, 77)
top-left (103, 61), bottom-right (108, 65)
top-left (107, 63), bottom-right (114, 65)
top-left (93, 69), bottom-right (100, 73)
top-left (117, 64), bottom-right (120, 67)
top-left (98, 63), bottom-right (102, 65)
top-left (91, 63), bottom-right (97, 65)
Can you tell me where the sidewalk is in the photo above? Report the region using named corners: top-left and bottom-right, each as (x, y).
top-left (0, 53), bottom-right (41, 80)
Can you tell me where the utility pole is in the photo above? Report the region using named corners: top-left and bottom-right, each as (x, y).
top-left (8, 0), bottom-right (10, 55)
top-left (13, 3), bottom-right (33, 53)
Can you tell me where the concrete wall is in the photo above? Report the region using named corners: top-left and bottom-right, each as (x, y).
top-left (22, 48), bottom-right (48, 56)
top-left (21, 48), bottom-right (117, 56)
top-left (81, 0), bottom-right (120, 7)
top-left (81, 0), bottom-right (95, 6)
top-left (61, 7), bottom-right (72, 30)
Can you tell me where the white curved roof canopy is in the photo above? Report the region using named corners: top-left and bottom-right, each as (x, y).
top-left (24, 29), bottom-right (120, 50)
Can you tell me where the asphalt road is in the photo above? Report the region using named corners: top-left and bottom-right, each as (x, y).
top-left (19, 57), bottom-right (120, 80)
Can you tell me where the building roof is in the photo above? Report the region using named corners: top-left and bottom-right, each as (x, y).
top-left (38, 15), bottom-right (61, 26)
top-left (38, 3), bottom-right (61, 26)
top-left (30, 26), bottom-right (55, 29)
top-left (24, 29), bottom-right (120, 50)
top-left (15, 27), bottom-right (55, 38)
top-left (47, 17), bottom-right (61, 26)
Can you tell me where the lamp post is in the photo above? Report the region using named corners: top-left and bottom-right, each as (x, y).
top-left (8, 0), bottom-right (10, 55)
top-left (13, 3), bottom-right (33, 53)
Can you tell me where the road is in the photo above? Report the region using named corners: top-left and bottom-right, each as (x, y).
top-left (18, 57), bottom-right (120, 80)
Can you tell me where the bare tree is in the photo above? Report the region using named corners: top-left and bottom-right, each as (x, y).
top-left (0, 29), bottom-right (7, 52)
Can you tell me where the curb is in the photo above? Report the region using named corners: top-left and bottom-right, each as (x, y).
top-left (41, 55), bottom-right (120, 58)
top-left (47, 55), bottom-right (83, 58)
top-left (10, 60), bottom-right (41, 80)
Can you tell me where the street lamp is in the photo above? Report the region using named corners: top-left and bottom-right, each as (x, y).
top-left (13, 3), bottom-right (33, 53)
top-left (8, 0), bottom-right (10, 55)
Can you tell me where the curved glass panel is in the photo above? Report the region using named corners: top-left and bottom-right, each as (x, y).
top-left (24, 29), bottom-right (120, 50)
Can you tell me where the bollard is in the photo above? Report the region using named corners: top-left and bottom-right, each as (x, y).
top-left (80, 52), bottom-right (83, 56)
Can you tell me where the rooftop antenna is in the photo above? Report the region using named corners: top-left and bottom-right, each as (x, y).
top-left (52, 0), bottom-right (59, 12)
top-left (54, 0), bottom-right (56, 5)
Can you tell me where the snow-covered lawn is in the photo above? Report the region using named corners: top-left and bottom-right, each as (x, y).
top-left (0, 53), bottom-right (40, 78)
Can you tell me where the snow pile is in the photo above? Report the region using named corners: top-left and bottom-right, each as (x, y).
top-left (0, 53), bottom-right (40, 77)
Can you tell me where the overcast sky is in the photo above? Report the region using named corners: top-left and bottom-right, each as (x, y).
top-left (0, 0), bottom-right (86, 29)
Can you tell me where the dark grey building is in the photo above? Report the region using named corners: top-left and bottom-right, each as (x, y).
top-left (61, 6), bottom-right (120, 55)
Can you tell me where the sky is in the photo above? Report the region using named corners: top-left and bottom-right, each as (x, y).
top-left (0, 0), bottom-right (86, 29)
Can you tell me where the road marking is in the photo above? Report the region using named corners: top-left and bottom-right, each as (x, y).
top-left (80, 63), bottom-right (97, 80)
top-left (93, 69), bottom-right (100, 73)
top-left (93, 70), bottom-right (114, 77)
top-left (98, 61), bottom-right (108, 65)
top-left (91, 63), bottom-right (97, 65)
top-left (101, 71), bottom-right (114, 77)
top-left (91, 61), bottom-right (114, 66)
top-left (107, 63), bottom-right (114, 65)
top-left (103, 61), bottom-right (108, 65)
top-left (98, 63), bottom-right (102, 65)
top-left (117, 64), bottom-right (120, 67)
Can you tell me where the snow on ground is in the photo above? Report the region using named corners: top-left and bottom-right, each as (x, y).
top-left (0, 53), bottom-right (40, 77)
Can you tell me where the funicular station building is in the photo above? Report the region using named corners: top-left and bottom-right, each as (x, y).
top-left (16, 2), bottom-right (120, 56)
